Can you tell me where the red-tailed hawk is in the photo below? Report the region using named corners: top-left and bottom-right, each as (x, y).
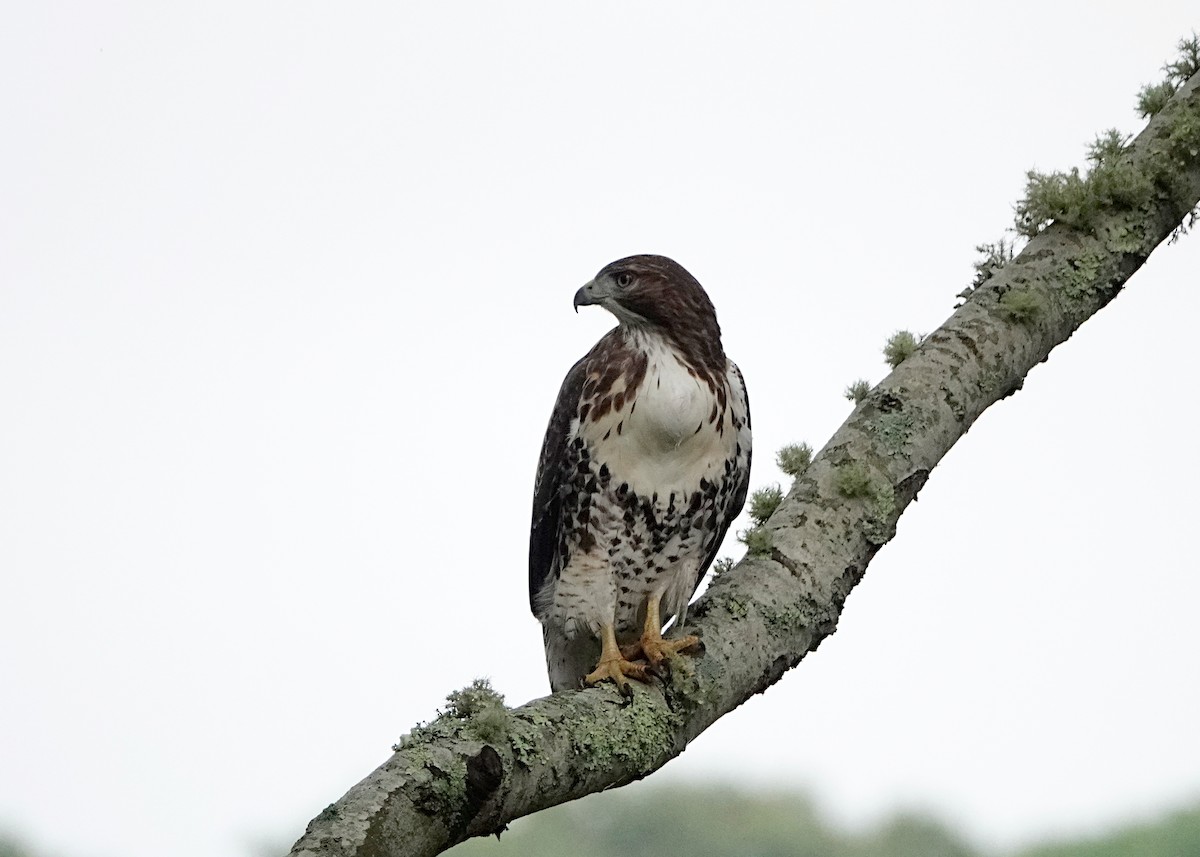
top-left (529, 255), bottom-right (752, 692)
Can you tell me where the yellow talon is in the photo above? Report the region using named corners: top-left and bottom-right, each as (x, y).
top-left (619, 590), bottom-right (699, 666)
top-left (584, 623), bottom-right (650, 693)
top-left (587, 592), bottom-right (701, 691)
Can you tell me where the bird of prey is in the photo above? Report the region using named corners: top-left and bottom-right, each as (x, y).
top-left (529, 255), bottom-right (752, 692)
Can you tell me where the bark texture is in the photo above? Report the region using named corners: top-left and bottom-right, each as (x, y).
top-left (289, 72), bottom-right (1200, 857)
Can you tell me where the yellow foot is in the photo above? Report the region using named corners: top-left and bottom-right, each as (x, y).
top-left (620, 631), bottom-right (700, 667)
top-left (584, 654), bottom-right (652, 694)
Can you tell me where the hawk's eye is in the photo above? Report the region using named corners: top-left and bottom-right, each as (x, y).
top-left (615, 272), bottom-right (634, 288)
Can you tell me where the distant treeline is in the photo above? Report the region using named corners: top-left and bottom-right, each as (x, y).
top-left (4, 784), bottom-right (1198, 857)
top-left (449, 782), bottom-right (1200, 857)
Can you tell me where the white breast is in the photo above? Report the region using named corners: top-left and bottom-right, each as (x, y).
top-left (580, 335), bottom-right (735, 498)
top-left (637, 342), bottom-right (712, 447)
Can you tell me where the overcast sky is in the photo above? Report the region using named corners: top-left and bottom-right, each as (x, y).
top-left (2, 4), bottom-right (1199, 857)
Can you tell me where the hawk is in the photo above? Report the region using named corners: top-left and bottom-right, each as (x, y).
top-left (529, 255), bottom-right (752, 692)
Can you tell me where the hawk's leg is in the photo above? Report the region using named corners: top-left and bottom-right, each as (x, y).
top-left (619, 590), bottom-right (700, 667)
top-left (584, 623), bottom-right (651, 693)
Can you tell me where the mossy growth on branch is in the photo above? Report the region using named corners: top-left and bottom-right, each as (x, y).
top-left (1138, 81), bottom-right (1178, 119)
top-left (883, 330), bottom-right (921, 369)
top-left (1162, 98), bottom-right (1200, 240)
top-left (1088, 128), bottom-right (1131, 164)
top-left (1146, 35), bottom-right (1200, 240)
top-left (1013, 129), bottom-right (1155, 238)
top-left (738, 525), bottom-right (774, 556)
top-left (734, 444), bottom-right (811, 558)
top-left (833, 461), bottom-right (898, 544)
top-left (441, 679), bottom-right (509, 745)
top-left (776, 442), bottom-right (813, 476)
top-left (748, 484), bottom-right (783, 524)
top-left (971, 236), bottom-right (1018, 288)
top-left (997, 288), bottom-right (1045, 324)
top-left (1016, 34), bottom-right (1200, 242)
top-left (1139, 33), bottom-right (1200, 117)
top-left (1166, 33), bottom-right (1200, 79)
top-left (739, 483), bottom-right (782, 557)
top-left (442, 678), bottom-right (506, 718)
top-left (845, 379), bottom-right (871, 404)
top-left (394, 678), bottom-right (510, 751)
top-left (710, 556), bottom-right (734, 579)
top-left (834, 461), bottom-right (872, 498)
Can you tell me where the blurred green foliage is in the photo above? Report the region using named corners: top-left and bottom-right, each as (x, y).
top-left (448, 783), bottom-right (1200, 857)
top-left (1019, 802), bottom-right (1200, 857)
top-left (0, 837), bottom-right (33, 857)
top-left (4, 788), bottom-right (1200, 857)
top-left (451, 783), bottom-right (970, 857)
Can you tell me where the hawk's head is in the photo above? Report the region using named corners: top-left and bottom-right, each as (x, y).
top-left (574, 255), bottom-right (718, 332)
top-left (573, 254), bottom-right (726, 374)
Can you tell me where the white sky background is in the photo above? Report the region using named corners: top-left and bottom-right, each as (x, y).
top-left (2, 4), bottom-right (1199, 857)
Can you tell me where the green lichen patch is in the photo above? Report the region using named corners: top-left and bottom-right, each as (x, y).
top-left (1099, 216), bottom-right (1150, 254)
top-left (845, 379), bottom-right (871, 404)
top-left (508, 708), bottom-right (555, 768)
top-left (996, 288), bottom-right (1044, 324)
top-left (1161, 100), bottom-right (1200, 237)
top-left (405, 744), bottom-right (471, 819)
top-left (760, 601), bottom-right (811, 636)
top-left (1059, 251), bottom-right (1108, 302)
top-left (874, 410), bottom-right (916, 456)
top-left (831, 459), bottom-right (897, 544)
top-left (571, 690), bottom-right (673, 775)
top-left (709, 590), bottom-right (749, 620)
top-left (661, 655), bottom-right (722, 718)
top-left (776, 442), bottom-right (813, 477)
top-left (1164, 109), bottom-right (1200, 167)
top-left (861, 483), bottom-right (898, 546)
top-left (394, 717), bottom-right (460, 752)
top-left (508, 727), bottom-right (538, 768)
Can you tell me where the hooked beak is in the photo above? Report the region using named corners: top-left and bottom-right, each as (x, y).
top-left (573, 280), bottom-right (595, 313)
top-left (573, 278), bottom-right (611, 313)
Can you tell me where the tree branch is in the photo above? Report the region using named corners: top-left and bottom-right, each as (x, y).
top-left (289, 71), bottom-right (1200, 857)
